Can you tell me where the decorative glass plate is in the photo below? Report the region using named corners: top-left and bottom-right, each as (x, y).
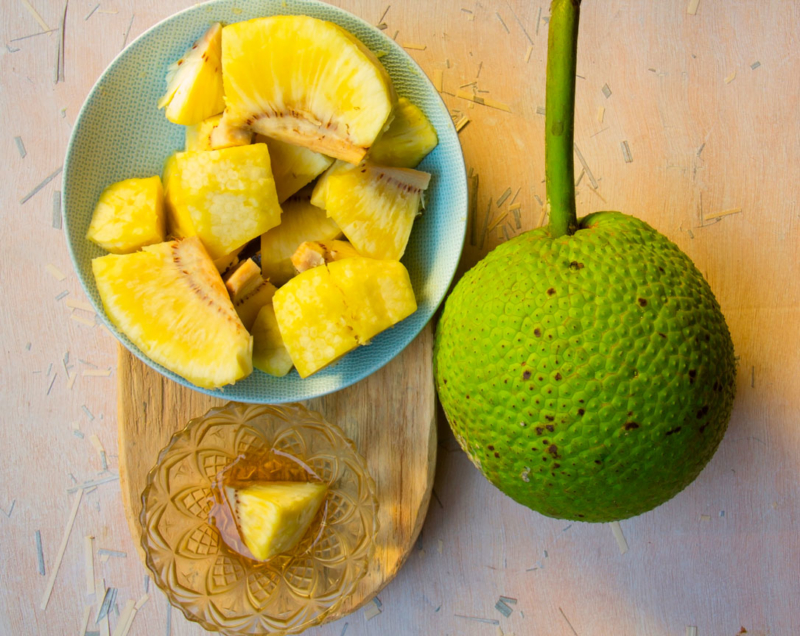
top-left (140, 402), bottom-right (379, 635)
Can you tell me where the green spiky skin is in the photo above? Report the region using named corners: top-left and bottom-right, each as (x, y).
top-left (434, 212), bottom-right (736, 522)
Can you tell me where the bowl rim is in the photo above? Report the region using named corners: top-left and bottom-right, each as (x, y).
top-left (63, 0), bottom-right (467, 403)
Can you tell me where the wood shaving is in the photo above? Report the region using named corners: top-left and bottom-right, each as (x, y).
top-left (377, 23), bottom-right (387, 30)
top-left (14, 136), bottom-right (27, 158)
top-left (71, 314), bottom-right (96, 327)
top-left (364, 598), bottom-right (382, 620)
top-left (455, 615), bottom-right (500, 626)
top-left (575, 169), bottom-right (585, 186)
top-left (621, 140), bottom-right (633, 163)
top-left (525, 45), bottom-right (533, 63)
top-left (20, 166), bottom-right (63, 204)
top-left (39, 489), bottom-right (83, 610)
top-left (509, 202), bottom-right (521, 211)
top-left (97, 587), bottom-right (117, 623)
top-left (85, 535), bottom-right (95, 594)
top-left (98, 549), bottom-right (127, 558)
top-left (495, 599), bottom-right (513, 617)
top-left (35, 530), bottom-right (45, 575)
top-left (511, 208), bottom-right (522, 229)
top-left (479, 198), bottom-right (492, 250)
top-left (460, 8), bottom-right (472, 13)
top-left (700, 514), bottom-right (711, 522)
top-left (46, 372), bottom-right (58, 396)
top-left (510, 187), bottom-right (521, 205)
top-left (504, 0), bottom-right (533, 44)
top-left (686, 628), bottom-right (698, 636)
top-left (134, 593), bottom-right (149, 610)
top-left (55, 1), bottom-right (67, 83)
top-left (499, 596), bottom-right (517, 605)
top-left (67, 372), bottom-right (77, 390)
top-left (66, 298), bottom-right (95, 313)
top-left (597, 106), bottom-right (605, 123)
top-left (402, 42), bottom-right (426, 50)
top-left (81, 405), bottom-right (95, 420)
top-left (601, 83), bottom-right (612, 98)
top-left (455, 116), bottom-right (470, 132)
top-left (750, 61), bottom-right (761, 70)
top-left (610, 521), bottom-right (628, 554)
top-left (55, 290), bottom-right (69, 301)
top-left (687, 0), bottom-right (700, 15)
top-left (80, 606), bottom-right (93, 636)
top-left (573, 144), bottom-right (600, 189)
top-left (724, 70), bottom-right (736, 84)
top-left (497, 188), bottom-right (513, 207)
top-left (536, 106), bottom-right (546, 115)
top-left (496, 12), bottom-right (510, 34)
top-left (112, 600), bottom-right (136, 636)
top-left (488, 213), bottom-right (508, 232)
top-left (468, 173), bottom-right (480, 246)
top-left (559, 607), bottom-right (580, 635)
top-left (704, 207), bottom-right (741, 221)
top-left (122, 14), bottom-right (135, 50)
top-left (89, 434), bottom-right (108, 470)
top-left (20, 0), bottom-right (52, 31)
top-left (378, 5), bottom-right (391, 24)
top-left (456, 89), bottom-right (511, 112)
top-left (85, 3), bottom-right (99, 20)
top-left (52, 191), bottom-right (62, 229)
top-left (433, 69), bottom-right (443, 92)
top-left (476, 61), bottom-right (483, 78)
top-left (590, 127), bottom-right (609, 138)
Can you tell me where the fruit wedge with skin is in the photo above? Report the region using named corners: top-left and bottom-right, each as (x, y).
top-left (225, 482), bottom-right (327, 561)
top-left (86, 176), bottom-right (165, 254)
top-left (158, 23), bottom-right (224, 126)
top-left (292, 239), bottom-right (360, 274)
top-left (255, 134), bottom-right (334, 203)
top-left (224, 258), bottom-right (262, 298)
top-left (369, 97), bottom-right (439, 168)
top-left (164, 143), bottom-right (281, 260)
top-left (273, 257), bottom-right (416, 377)
top-left (252, 304), bottom-right (293, 377)
top-left (185, 114), bottom-right (221, 151)
top-left (92, 236), bottom-right (252, 389)
top-left (222, 16), bottom-right (395, 164)
top-left (324, 163), bottom-right (431, 260)
top-left (260, 188), bottom-right (342, 286)
top-left (185, 114), bottom-right (253, 151)
top-left (210, 112), bottom-right (254, 150)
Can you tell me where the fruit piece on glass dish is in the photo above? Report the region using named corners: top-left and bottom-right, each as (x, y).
top-left (163, 143), bottom-right (281, 260)
top-left (255, 134), bottom-right (334, 203)
top-left (273, 256), bottom-right (417, 377)
top-left (92, 236), bottom-right (252, 389)
top-left (369, 97), bottom-right (439, 168)
top-left (224, 482), bottom-right (328, 561)
top-left (223, 259), bottom-right (277, 331)
top-left (86, 176), bottom-right (165, 254)
top-left (158, 23), bottom-right (224, 125)
top-left (315, 162), bottom-right (431, 261)
top-left (260, 187), bottom-right (342, 287)
top-left (221, 15), bottom-right (396, 164)
top-left (291, 239), bottom-right (360, 274)
top-left (251, 304), bottom-right (293, 377)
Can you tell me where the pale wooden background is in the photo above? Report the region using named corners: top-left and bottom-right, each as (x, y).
top-left (1, 1), bottom-right (798, 635)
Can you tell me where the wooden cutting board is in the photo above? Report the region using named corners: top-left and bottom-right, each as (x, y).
top-left (117, 324), bottom-right (436, 620)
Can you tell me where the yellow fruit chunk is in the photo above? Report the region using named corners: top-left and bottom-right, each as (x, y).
top-left (164, 144), bottom-right (281, 260)
top-left (255, 135), bottom-right (334, 202)
top-left (272, 266), bottom-right (358, 378)
top-left (158, 23), bottom-right (224, 125)
top-left (225, 482), bottom-right (327, 561)
top-left (213, 246), bottom-right (243, 276)
top-left (309, 160), bottom-right (352, 210)
top-left (210, 112), bottom-right (254, 149)
top-left (328, 257), bottom-right (417, 343)
top-left (274, 257), bottom-right (416, 376)
top-left (86, 176), bottom-right (165, 254)
top-left (184, 114), bottom-right (221, 151)
top-left (369, 97), bottom-right (439, 168)
top-left (291, 239), bottom-right (360, 274)
top-left (222, 16), bottom-right (395, 164)
top-left (224, 258), bottom-right (261, 298)
top-left (92, 237), bottom-right (252, 388)
top-left (252, 304), bottom-right (293, 377)
top-left (260, 189), bottom-right (341, 286)
top-left (325, 163), bottom-right (431, 260)
top-left (223, 259), bottom-right (277, 331)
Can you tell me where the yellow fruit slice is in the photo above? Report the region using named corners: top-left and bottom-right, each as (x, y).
top-left (309, 160), bottom-right (352, 210)
top-left (164, 144), bottom-right (281, 260)
top-left (291, 239), bottom-right (360, 274)
top-left (213, 246), bottom-right (243, 276)
top-left (210, 112), bottom-right (254, 149)
top-left (324, 163), bottom-right (431, 260)
top-left (260, 189), bottom-right (342, 286)
top-left (223, 259), bottom-right (277, 331)
top-left (224, 258), bottom-right (261, 298)
top-left (252, 304), bottom-right (293, 377)
top-left (328, 257), bottom-right (417, 343)
top-left (224, 482), bottom-right (327, 561)
top-left (158, 23), bottom-right (225, 125)
top-left (272, 266), bottom-right (358, 378)
top-left (92, 237), bottom-right (252, 388)
top-left (255, 134), bottom-right (334, 203)
top-left (369, 97), bottom-right (439, 168)
top-left (185, 114), bottom-right (222, 151)
top-left (222, 16), bottom-right (395, 164)
top-left (86, 176), bottom-right (165, 254)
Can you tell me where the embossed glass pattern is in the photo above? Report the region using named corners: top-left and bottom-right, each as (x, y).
top-left (141, 403), bottom-right (379, 635)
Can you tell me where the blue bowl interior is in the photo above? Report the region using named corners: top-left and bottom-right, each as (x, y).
top-left (64, 0), bottom-right (467, 403)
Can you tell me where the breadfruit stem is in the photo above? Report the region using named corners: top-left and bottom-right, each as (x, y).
top-left (546, 0), bottom-right (581, 238)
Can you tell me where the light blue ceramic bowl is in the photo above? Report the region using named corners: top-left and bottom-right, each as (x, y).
top-left (64, 0), bottom-right (467, 404)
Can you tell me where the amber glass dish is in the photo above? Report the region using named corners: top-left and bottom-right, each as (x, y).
top-left (140, 403), bottom-right (379, 635)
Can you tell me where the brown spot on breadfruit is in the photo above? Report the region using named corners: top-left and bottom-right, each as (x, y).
top-left (534, 328), bottom-right (542, 337)
top-left (666, 427), bottom-right (682, 436)
top-left (638, 298), bottom-right (648, 307)
top-left (577, 408), bottom-right (585, 416)
top-left (547, 444), bottom-right (558, 457)
top-left (523, 370), bottom-right (531, 380)
top-left (697, 405), bottom-right (709, 419)
top-left (624, 422), bottom-right (640, 430)
top-left (689, 369), bottom-right (697, 384)
top-left (545, 415), bottom-right (554, 422)
top-left (546, 288), bottom-right (556, 296)
top-left (546, 424), bottom-right (554, 432)
top-left (487, 445), bottom-right (494, 451)
top-left (554, 372), bottom-right (562, 381)
top-left (535, 427), bottom-right (544, 435)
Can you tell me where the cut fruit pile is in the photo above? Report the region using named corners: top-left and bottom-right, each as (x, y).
top-left (224, 481), bottom-right (328, 561)
top-left (87, 15), bottom-right (439, 389)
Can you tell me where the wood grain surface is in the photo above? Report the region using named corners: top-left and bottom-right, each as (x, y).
top-left (117, 326), bottom-right (437, 622)
top-left (1, 1), bottom-right (799, 635)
